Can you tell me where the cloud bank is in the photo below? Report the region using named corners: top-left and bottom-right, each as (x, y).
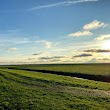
top-left (84, 49), bottom-right (110, 53)
top-left (73, 53), bottom-right (92, 57)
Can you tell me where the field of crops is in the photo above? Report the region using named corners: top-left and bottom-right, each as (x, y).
top-left (0, 64), bottom-right (110, 110)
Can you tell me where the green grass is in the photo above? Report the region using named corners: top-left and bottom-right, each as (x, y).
top-left (5, 63), bottom-right (110, 76)
top-left (0, 67), bottom-right (110, 110)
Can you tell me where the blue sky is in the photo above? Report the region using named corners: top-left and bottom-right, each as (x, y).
top-left (0, 0), bottom-right (110, 64)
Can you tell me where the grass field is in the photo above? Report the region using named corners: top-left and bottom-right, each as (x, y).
top-left (0, 64), bottom-right (110, 110)
top-left (4, 63), bottom-right (110, 75)
top-left (4, 63), bottom-right (110, 82)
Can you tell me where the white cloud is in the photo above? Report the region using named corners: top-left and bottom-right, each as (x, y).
top-left (5, 47), bottom-right (18, 52)
top-left (68, 20), bottom-right (106, 38)
top-left (94, 34), bottom-right (110, 40)
top-left (68, 31), bottom-right (93, 37)
top-left (0, 36), bottom-right (30, 45)
top-left (32, 52), bottom-right (50, 56)
top-left (83, 20), bottom-right (106, 30)
top-left (7, 29), bottom-right (23, 33)
top-left (28, 0), bottom-right (98, 11)
top-left (36, 40), bottom-right (52, 48)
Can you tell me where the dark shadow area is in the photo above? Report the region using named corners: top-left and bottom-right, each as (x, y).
top-left (7, 68), bottom-right (110, 83)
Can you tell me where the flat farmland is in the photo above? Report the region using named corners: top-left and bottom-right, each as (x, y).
top-left (0, 64), bottom-right (110, 110)
top-left (5, 64), bottom-right (110, 75)
top-left (5, 64), bottom-right (110, 82)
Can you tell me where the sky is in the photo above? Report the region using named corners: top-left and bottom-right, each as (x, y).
top-left (0, 0), bottom-right (110, 64)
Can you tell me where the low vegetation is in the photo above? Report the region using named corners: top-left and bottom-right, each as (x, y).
top-left (4, 63), bottom-right (110, 82)
top-left (0, 64), bottom-right (110, 110)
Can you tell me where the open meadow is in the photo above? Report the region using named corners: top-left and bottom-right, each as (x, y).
top-left (0, 64), bottom-right (110, 110)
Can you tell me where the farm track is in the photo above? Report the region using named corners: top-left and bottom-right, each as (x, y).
top-left (7, 67), bottom-right (110, 83)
